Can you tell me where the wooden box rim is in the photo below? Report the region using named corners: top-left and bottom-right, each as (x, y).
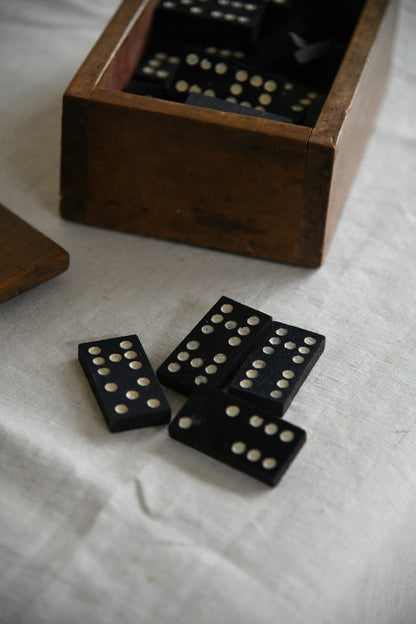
top-left (61, 0), bottom-right (395, 266)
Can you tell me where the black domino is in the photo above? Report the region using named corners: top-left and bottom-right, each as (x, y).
top-left (169, 385), bottom-right (306, 486)
top-left (167, 50), bottom-right (323, 122)
top-left (229, 321), bottom-right (325, 416)
top-left (152, 0), bottom-right (266, 49)
top-left (133, 48), bottom-right (182, 85)
top-left (78, 335), bottom-right (171, 432)
top-left (168, 51), bottom-right (286, 107)
top-left (157, 296), bottom-right (273, 395)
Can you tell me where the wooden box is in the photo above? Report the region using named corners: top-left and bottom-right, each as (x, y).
top-left (60, 0), bottom-right (398, 267)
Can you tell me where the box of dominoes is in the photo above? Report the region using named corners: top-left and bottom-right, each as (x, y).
top-left (60, 0), bottom-right (397, 267)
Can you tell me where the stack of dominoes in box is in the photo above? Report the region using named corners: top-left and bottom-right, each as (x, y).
top-left (124, 0), bottom-right (364, 125)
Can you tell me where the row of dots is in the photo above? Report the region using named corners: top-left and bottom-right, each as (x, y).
top-left (95, 360), bottom-right (143, 371)
top-left (169, 359), bottom-right (204, 371)
top-left (201, 322), bottom-right (252, 335)
top-left (114, 398), bottom-right (161, 414)
top-left (267, 342), bottom-right (310, 356)
top-left (176, 82), bottom-right (214, 95)
top-left (91, 351), bottom-right (139, 365)
top-left (218, 312), bottom-right (258, 325)
top-left (205, 47), bottom-right (245, 59)
top-left (97, 368), bottom-right (151, 388)
top-left (177, 80), bottom-right (309, 114)
top-left (179, 411), bottom-right (293, 440)
top-left (144, 55), bottom-right (180, 67)
top-left (185, 54), bottom-right (228, 77)
top-left (225, 98), bottom-right (267, 110)
top-left (176, 81), bottom-right (273, 110)
top-left (231, 445), bottom-right (279, 470)
top-left (180, 350), bottom-right (227, 364)
top-left (274, 327), bottom-right (315, 342)
top-left (179, 410), bottom-right (294, 442)
top-left (88, 340), bottom-right (134, 355)
top-left (153, 52), bottom-right (182, 62)
top-left (274, 328), bottom-right (317, 346)
top-left (142, 67), bottom-right (170, 79)
top-left (164, 0), bottom-right (258, 6)
top-left (168, 352), bottom-right (227, 373)
top-left (209, 11), bottom-right (252, 21)
top-left (162, 1), bottom-right (256, 21)
top-left (237, 363), bottom-right (295, 392)
top-left (176, 421), bottom-right (290, 469)
top-left (239, 374), bottom-right (293, 390)
top-left (104, 385), bottom-right (140, 399)
top-left (235, 71), bottom-right (279, 92)
top-left (216, 0), bottom-right (259, 8)
top-left (229, 84), bottom-right (274, 106)
top-left (244, 365), bottom-right (295, 378)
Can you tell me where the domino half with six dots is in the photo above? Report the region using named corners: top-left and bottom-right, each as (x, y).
top-left (169, 384), bottom-right (307, 486)
top-left (157, 296), bottom-right (273, 395)
top-left (229, 321), bottom-right (325, 416)
top-left (78, 335), bottom-right (171, 432)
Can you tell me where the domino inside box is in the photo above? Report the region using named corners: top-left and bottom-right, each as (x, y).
top-left (60, 0), bottom-right (398, 267)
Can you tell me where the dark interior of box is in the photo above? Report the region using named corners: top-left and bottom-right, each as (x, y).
top-left (122, 0), bottom-right (365, 127)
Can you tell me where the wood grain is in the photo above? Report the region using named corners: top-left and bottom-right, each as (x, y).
top-left (60, 0), bottom-right (397, 267)
top-left (0, 204), bottom-right (69, 304)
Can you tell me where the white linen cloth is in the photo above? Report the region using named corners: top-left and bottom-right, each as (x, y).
top-left (0, 1), bottom-right (415, 622)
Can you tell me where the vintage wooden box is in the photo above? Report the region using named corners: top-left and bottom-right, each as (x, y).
top-left (60, 0), bottom-right (398, 267)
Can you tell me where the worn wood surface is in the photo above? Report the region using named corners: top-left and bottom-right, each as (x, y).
top-left (75, 90), bottom-right (311, 263)
top-left (0, 204), bottom-right (69, 304)
top-left (60, 0), bottom-right (397, 267)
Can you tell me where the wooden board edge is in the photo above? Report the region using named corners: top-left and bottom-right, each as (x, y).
top-left (0, 205), bottom-right (70, 305)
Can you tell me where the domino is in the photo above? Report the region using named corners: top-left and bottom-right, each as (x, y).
top-left (133, 49), bottom-right (182, 86)
top-left (78, 335), bottom-right (171, 432)
top-left (167, 50), bottom-right (322, 123)
top-left (157, 296), bottom-right (273, 395)
top-left (169, 385), bottom-right (306, 486)
top-left (152, 0), bottom-right (266, 49)
top-left (300, 92), bottom-right (326, 126)
top-left (229, 321), bottom-right (325, 416)
top-left (274, 81), bottom-right (325, 124)
top-left (167, 50), bottom-right (286, 108)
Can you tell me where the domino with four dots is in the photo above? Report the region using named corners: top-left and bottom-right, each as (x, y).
top-left (78, 335), bottom-right (171, 432)
top-left (229, 321), bottom-right (325, 416)
top-left (169, 384), bottom-right (306, 486)
top-left (157, 296), bottom-right (273, 395)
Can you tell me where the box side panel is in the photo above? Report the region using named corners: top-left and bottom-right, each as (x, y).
top-left (97, 0), bottom-right (160, 91)
top-left (75, 92), bottom-right (311, 264)
top-left (64, 0), bottom-right (155, 98)
top-left (298, 0), bottom-right (398, 266)
top-left (323, 0), bottom-right (398, 253)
